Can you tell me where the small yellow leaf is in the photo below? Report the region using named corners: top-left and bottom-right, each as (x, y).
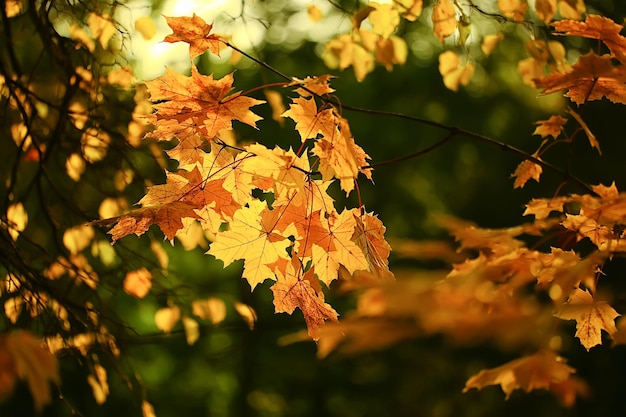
top-left (182, 317), bottom-right (200, 345)
top-left (150, 240), bottom-right (169, 270)
top-left (5, 0), bottom-right (24, 18)
top-left (498, 0), bottom-right (528, 22)
top-left (65, 153), bottom-right (86, 181)
top-left (87, 364), bottom-right (109, 404)
top-left (307, 5), bottom-right (323, 22)
top-left (81, 128), bottom-right (110, 163)
top-left (438, 51), bottom-right (474, 91)
top-left (535, 0), bottom-right (557, 22)
top-left (397, 0), bottom-right (423, 21)
top-left (6, 202), bottom-right (27, 241)
top-left (192, 297), bottom-right (227, 324)
top-left (88, 13), bottom-right (116, 48)
top-left (234, 302), bottom-right (257, 329)
top-left (555, 288), bottom-right (620, 350)
top-left (142, 401), bottom-right (157, 417)
top-left (368, 2), bottom-right (400, 38)
top-left (558, 0), bottom-right (585, 20)
top-left (481, 33), bottom-right (504, 57)
top-left (123, 268), bottom-right (152, 299)
top-left (533, 115), bottom-right (567, 139)
top-left (63, 225), bottom-right (95, 255)
top-left (264, 90), bottom-right (286, 125)
top-left (432, 0), bottom-right (457, 42)
top-left (155, 305), bottom-right (180, 333)
top-left (135, 16), bottom-right (157, 40)
top-left (511, 159), bottom-right (542, 188)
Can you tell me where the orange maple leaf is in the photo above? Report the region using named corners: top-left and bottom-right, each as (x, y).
top-left (146, 67), bottom-right (264, 140)
top-left (554, 288), bottom-right (620, 350)
top-left (511, 159), bottom-right (542, 189)
top-left (464, 350), bottom-right (576, 399)
top-left (552, 15), bottom-right (626, 62)
top-left (109, 201), bottom-right (202, 242)
top-left (533, 115), bottom-right (567, 139)
top-left (290, 75), bottom-right (336, 97)
top-left (271, 257), bottom-right (338, 339)
top-left (534, 52), bottom-right (626, 104)
top-left (163, 14), bottom-right (223, 59)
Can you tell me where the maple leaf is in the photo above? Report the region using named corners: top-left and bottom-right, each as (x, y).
top-left (271, 257), bottom-right (339, 339)
top-left (464, 351), bottom-right (576, 399)
top-left (432, 0), bottom-right (457, 42)
top-left (163, 14), bottom-right (223, 59)
top-left (532, 250), bottom-right (600, 303)
top-left (534, 52), bottom-right (626, 105)
top-left (533, 115), bottom-right (567, 139)
top-left (511, 159), bottom-right (542, 189)
top-left (146, 67), bottom-right (264, 140)
top-left (552, 14), bottom-right (626, 62)
top-left (208, 200), bottom-right (291, 289)
top-left (310, 209), bottom-right (369, 285)
top-left (351, 213), bottom-right (394, 279)
top-left (282, 97), bottom-right (337, 142)
top-left (290, 75), bottom-right (336, 97)
top-left (554, 288), bottom-right (620, 350)
top-left (312, 116), bottom-right (372, 194)
top-left (523, 196), bottom-right (569, 219)
top-left (199, 140), bottom-right (255, 207)
top-left (109, 201), bottom-right (202, 242)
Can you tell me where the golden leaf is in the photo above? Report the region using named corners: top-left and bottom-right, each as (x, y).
top-left (554, 288), bottom-right (620, 350)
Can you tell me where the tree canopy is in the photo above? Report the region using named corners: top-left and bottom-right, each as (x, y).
top-left (2, 0), bottom-right (626, 416)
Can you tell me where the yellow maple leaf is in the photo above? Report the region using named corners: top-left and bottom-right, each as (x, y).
top-left (554, 288), bottom-right (620, 350)
top-left (533, 115), bottom-right (567, 139)
top-left (511, 159), bottom-right (542, 189)
top-left (464, 350), bottom-right (575, 399)
top-left (208, 200), bottom-right (291, 289)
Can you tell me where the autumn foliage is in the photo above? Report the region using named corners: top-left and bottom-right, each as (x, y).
top-left (3, 0), bottom-right (626, 415)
